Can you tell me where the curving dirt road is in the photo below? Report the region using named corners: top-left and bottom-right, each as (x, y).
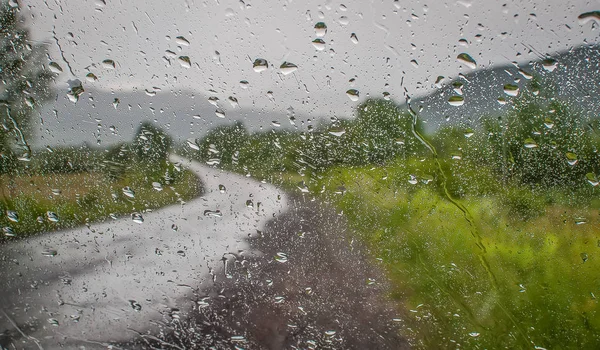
top-left (0, 156), bottom-right (408, 349)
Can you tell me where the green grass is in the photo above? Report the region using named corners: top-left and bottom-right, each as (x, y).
top-left (0, 162), bottom-right (201, 241)
top-left (313, 163), bottom-right (600, 349)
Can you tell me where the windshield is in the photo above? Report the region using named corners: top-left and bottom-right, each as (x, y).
top-left (1, 0), bottom-right (599, 348)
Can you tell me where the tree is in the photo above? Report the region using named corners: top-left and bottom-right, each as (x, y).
top-left (0, 0), bottom-right (53, 173)
top-left (131, 122), bottom-right (173, 165)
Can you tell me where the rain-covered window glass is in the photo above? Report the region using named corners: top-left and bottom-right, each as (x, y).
top-left (1, 0), bottom-right (600, 348)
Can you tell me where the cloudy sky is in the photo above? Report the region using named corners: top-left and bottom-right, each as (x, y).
top-left (21, 0), bottom-right (600, 146)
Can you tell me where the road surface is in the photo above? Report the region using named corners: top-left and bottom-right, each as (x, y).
top-left (0, 155), bottom-right (289, 348)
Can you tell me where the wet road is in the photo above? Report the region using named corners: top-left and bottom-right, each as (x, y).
top-left (0, 156), bottom-right (408, 349)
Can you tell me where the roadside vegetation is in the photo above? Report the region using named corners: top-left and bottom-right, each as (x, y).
top-left (182, 78), bottom-right (600, 348)
top-left (0, 122), bottom-right (202, 241)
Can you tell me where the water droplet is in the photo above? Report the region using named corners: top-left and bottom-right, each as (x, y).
top-left (178, 56), bottom-right (191, 68)
top-left (451, 151), bottom-right (463, 160)
top-left (113, 98), bottom-right (120, 109)
top-left (186, 139), bottom-right (200, 150)
top-left (346, 89), bottom-right (360, 101)
top-left (544, 118), bottom-right (554, 129)
top-left (129, 300), bottom-right (142, 311)
top-left (253, 58), bottom-right (269, 72)
top-left (42, 249), bottom-right (58, 257)
top-left (329, 127), bottom-right (346, 137)
top-left (448, 95), bottom-right (464, 106)
top-left (586, 173), bottom-right (599, 186)
top-left (503, 84), bottom-right (519, 97)
top-left (469, 332), bottom-right (480, 338)
top-left (67, 80), bottom-right (84, 103)
top-left (312, 38), bottom-right (326, 50)
top-left (518, 69), bottom-right (533, 80)
top-left (219, 184), bottom-right (226, 193)
top-left (408, 175), bottom-right (418, 185)
top-left (122, 186), bottom-right (135, 198)
top-left (6, 210), bottom-right (18, 222)
top-left (314, 22), bottom-right (327, 37)
top-left (524, 138), bottom-right (538, 148)
top-left (464, 128), bottom-right (474, 138)
top-left (215, 109), bottom-right (226, 118)
top-left (240, 80), bottom-right (250, 89)
top-left (581, 252), bottom-right (589, 262)
top-left (325, 330), bottom-right (337, 337)
top-left (152, 182), bottom-right (163, 191)
top-left (457, 53), bottom-right (476, 69)
top-left (46, 211), bottom-right (59, 222)
top-left (246, 199), bottom-right (254, 208)
top-left (280, 62), bottom-right (298, 75)
top-left (578, 11), bottom-right (600, 25)
top-left (350, 33), bottom-right (358, 44)
top-left (85, 72), bottom-right (98, 82)
top-left (204, 210), bottom-right (223, 217)
top-left (410, 59), bottom-right (419, 68)
top-left (102, 59), bottom-right (115, 69)
top-left (275, 252), bottom-right (288, 263)
top-left (497, 97), bottom-right (507, 105)
top-left (175, 36), bottom-right (190, 46)
top-left (3, 227), bottom-right (15, 237)
top-left (48, 318), bottom-right (60, 326)
top-left (541, 58), bottom-right (557, 72)
top-left (131, 213), bottom-right (144, 224)
top-left (228, 96), bottom-right (239, 108)
top-left (177, 250), bottom-right (186, 257)
top-left (575, 217), bottom-right (587, 225)
top-left (231, 336), bottom-right (246, 342)
top-left (48, 61), bottom-right (63, 74)
top-left (566, 152), bottom-right (578, 166)
top-left (207, 96), bottom-right (219, 106)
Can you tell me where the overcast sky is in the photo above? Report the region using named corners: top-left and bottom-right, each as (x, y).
top-left (21, 0), bottom-right (600, 146)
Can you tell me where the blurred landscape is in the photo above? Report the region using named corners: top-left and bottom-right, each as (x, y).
top-left (179, 60), bottom-right (600, 348)
top-left (2, 0), bottom-right (600, 347)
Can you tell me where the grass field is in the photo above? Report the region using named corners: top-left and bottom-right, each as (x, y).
top-left (312, 163), bottom-right (600, 348)
top-left (0, 163), bottom-right (201, 240)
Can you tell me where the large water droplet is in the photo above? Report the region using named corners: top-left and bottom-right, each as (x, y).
top-left (346, 89), bottom-right (359, 101)
top-left (350, 33), bottom-right (358, 44)
top-left (524, 138), bottom-right (538, 148)
top-left (102, 59), bottom-right (115, 69)
top-left (586, 173), bottom-right (599, 186)
top-left (312, 38), bottom-right (326, 50)
top-left (204, 210), bottom-right (223, 217)
top-left (314, 22), bottom-right (327, 37)
top-left (275, 252), bottom-right (288, 263)
top-left (215, 109), bottom-right (226, 118)
top-left (152, 182), bottom-right (163, 191)
top-left (48, 62), bottom-right (63, 74)
top-left (566, 152), bottom-right (578, 166)
top-left (122, 186), bottom-right (135, 198)
top-left (578, 11), bottom-right (600, 25)
top-left (3, 227), bottom-right (15, 237)
top-left (503, 84), bottom-right (519, 97)
top-left (253, 58), bottom-right (269, 72)
top-left (85, 72), bottom-right (98, 82)
top-left (41, 248), bottom-right (58, 257)
top-left (46, 211), bottom-right (59, 222)
top-left (457, 53), bottom-right (476, 69)
top-left (6, 210), bottom-right (18, 223)
top-left (541, 58), bottom-right (557, 72)
top-left (280, 62), bottom-right (298, 75)
top-left (175, 36), bottom-right (190, 46)
top-left (329, 127), bottom-right (346, 137)
top-left (132, 213), bottom-right (144, 223)
top-left (186, 139), bottom-right (200, 150)
top-left (178, 56), bottom-right (191, 68)
top-left (448, 95), bottom-right (464, 106)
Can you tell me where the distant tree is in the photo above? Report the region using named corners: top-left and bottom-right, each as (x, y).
top-left (0, 1), bottom-right (53, 173)
top-left (131, 122), bottom-right (173, 165)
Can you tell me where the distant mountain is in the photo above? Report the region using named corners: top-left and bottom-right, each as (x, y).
top-left (33, 44), bottom-right (599, 147)
top-left (412, 44), bottom-right (600, 132)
